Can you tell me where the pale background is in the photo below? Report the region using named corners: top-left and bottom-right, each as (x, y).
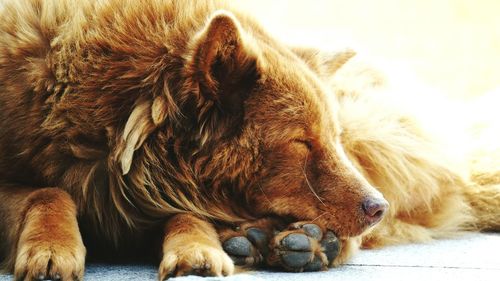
top-left (233, 0), bottom-right (500, 99)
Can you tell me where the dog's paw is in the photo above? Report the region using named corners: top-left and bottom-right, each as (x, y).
top-left (14, 238), bottom-right (86, 281)
top-left (222, 227), bottom-right (269, 266)
top-left (220, 218), bottom-right (282, 267)
top-left (267, 222), bottom-right (340, 272)
top-left (158, 243), bottom-right (234, 280)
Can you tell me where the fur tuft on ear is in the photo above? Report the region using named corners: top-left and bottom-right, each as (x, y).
top-left (119, 101), bottom-right (155, 175)
top-left (185, 10), bottom-right (260, 113)
top-left (151, 96), bottom-right (169, 126)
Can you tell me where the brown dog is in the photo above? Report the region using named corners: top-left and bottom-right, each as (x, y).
top-left (1, 0), bottom-right (499, 280)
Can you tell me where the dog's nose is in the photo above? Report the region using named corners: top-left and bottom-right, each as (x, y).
top-left (362, 197), bottom-right (389, 225)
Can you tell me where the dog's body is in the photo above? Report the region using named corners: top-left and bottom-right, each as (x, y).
top-left (0, 0), bottom-right (499, 280)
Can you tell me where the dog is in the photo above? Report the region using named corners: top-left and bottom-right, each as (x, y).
top-left (1, 0), bottom-right (499, 280)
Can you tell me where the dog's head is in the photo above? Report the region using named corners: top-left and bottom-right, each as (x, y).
top-left (118, 10), bottom-right (387, 238)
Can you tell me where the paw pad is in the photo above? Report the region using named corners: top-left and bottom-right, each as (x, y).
top-left (302, 224), bottom-right (323, 240)
top-left (220, 221), bottom-right (341, 272)
top-left (321, 231), bottom-right (340, 263)
top-left (223, 236), bottom-right (252, 257)
top-left (269, 223), bottom-right (341, 272)
top-left (281, 233), bottom-right (311, 251)
top-left (222, 234), bottom-right (262, 266)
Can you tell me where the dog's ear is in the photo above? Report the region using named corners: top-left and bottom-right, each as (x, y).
top-left (185, 11), bottom-right (260, 115)
top-left (291, 47), bottom-right (357, 77)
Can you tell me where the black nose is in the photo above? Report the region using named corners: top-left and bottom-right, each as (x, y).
top-left (362, 197), bottom-right (389, 224)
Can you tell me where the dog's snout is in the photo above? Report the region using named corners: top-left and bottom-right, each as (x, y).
top-left (362, 197), bottom-right (389, 224)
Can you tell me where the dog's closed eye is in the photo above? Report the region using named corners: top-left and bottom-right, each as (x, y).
top-left (293, 139), bottom-right (313, 151)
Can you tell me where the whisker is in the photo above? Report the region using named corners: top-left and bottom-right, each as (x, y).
top-left (303, 153), bottom-right (326, 206)
top-left (258, 182), bottom-right (273, 206)
top-left (311, 211), bottom-right (331, 223)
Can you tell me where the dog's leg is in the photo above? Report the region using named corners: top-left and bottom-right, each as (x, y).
top-left (0, 184), bottom-right (85, 281)
top-left (158, 213), bottom-right (234, 280)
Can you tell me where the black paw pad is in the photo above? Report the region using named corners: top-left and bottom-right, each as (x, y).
top-left (223, 236), bottom-right (253, 265)
top-left (223, 236), bottom-right (252, 257)
top-left (303, 255), bottom-right (323, 272)
top-left (281, 251), bottom-right (312, 269)
top-left (321, 231), bottom-right (340, 265)
top-left (223, 235), bottom-right (263, 266)
top-left (273, 225), bottom-right (341, 272)
top-left (279, 233), bottom-right (315, 271)
top-left (281, 233), bottom-right (311, 251)
top-left (302, 224), bottom-right (323, 240)
top-left (246, 228), bottom-right (269, 256)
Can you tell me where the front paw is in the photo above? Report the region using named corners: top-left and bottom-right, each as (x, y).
top-left (14, 237), bottom-right (86, 281)
top-left (158, 243), bottom-right (234, 280)
top-left (221, 226), bottom-right (270, 267)
top-left (267, 222), bottom-right (340, 272)
top-left (220, 218), bottom-right (283, 267)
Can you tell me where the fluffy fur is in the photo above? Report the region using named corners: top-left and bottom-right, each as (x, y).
top-left (0, 0), bottom-right (499, 280)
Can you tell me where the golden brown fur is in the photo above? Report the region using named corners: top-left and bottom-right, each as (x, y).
top-left (313, 50), bottom-right (500, 255)
top-left (0, 0), bottom-right (499, 280)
